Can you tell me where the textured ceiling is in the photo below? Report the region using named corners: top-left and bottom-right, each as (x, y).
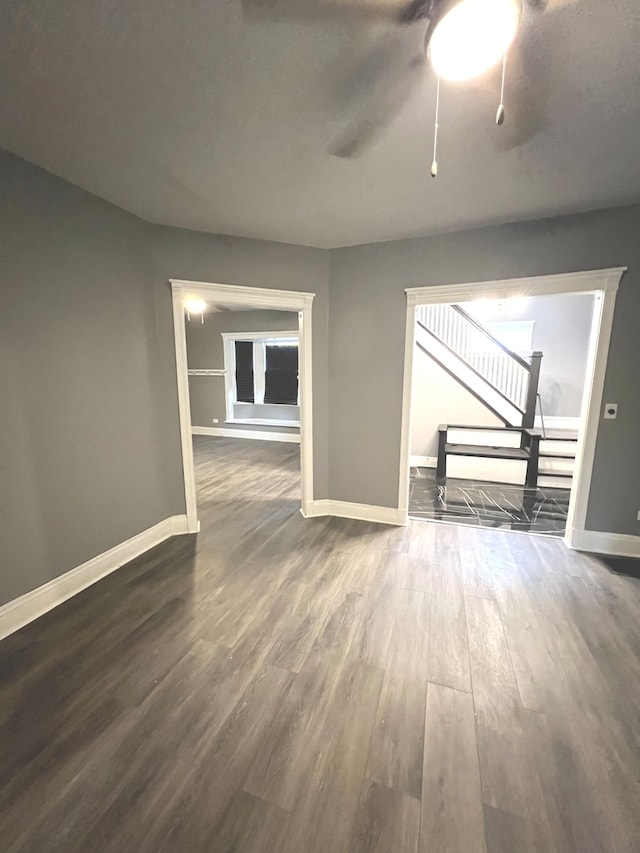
top-left (1, 0), bottom-right (639, 248)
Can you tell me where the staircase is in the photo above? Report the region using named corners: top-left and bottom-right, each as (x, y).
top-left (537, 430), bottom-right (578, 489)
top-left (416, 303), bottom-right (572, 489)
top-left (436, 423), bottom-right (542, 488)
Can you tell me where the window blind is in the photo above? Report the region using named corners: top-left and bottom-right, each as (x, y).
top-left (235, 340), bottom-right (255, 403)
top-left (264, 345), bottom-right (298, 405)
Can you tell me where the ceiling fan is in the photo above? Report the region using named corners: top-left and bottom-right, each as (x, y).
top-left (242, 0), bottom-right (576, 165)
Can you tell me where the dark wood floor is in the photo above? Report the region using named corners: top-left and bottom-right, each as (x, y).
top-left (1, 436), bottom-right (639, 852)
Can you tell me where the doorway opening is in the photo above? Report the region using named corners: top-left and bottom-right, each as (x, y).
top-left (170, 281), bottom-right (315, 533)
top-left (398, 268), bottom-right (625, 545)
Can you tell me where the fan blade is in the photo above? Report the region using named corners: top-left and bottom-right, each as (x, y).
top-left (527, 0), bottom-right (579, 12)
top-left (242, 0), bottom-right (429, 23)
top-left (326, 23), bottom-right (428, 156)
top-left (496, 0), bottom-right (581, 148)
top-left (328, 79), bottom-right (417, 157)
top-left (494, 28), bottom-right (552, 149)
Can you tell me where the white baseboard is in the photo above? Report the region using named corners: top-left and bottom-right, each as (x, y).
top-left (410, 455), bottom-right (437, 468)
top-left (567, 527), bottom-right (640, 558)
top-left (302, 500), bottom-right (406, 526)
top-left (534, 416), bottom-right (580, 431)
top-left (192, 426), bottom-right (300, 444)
top-left (0, 514), bottom-right (190, 642)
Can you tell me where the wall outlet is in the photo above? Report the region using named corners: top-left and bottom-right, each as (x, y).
top-left (212, 418), bottom-right (219, 424)
top-left (603, 403), bottom-right (618, 419)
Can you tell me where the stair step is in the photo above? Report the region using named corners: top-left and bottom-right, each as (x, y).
top-left (539, 450), bottom-right (577, 459)
top-left (440, 423), bottom-right (528, 433)
top-left (538, 471), bottom-right (573, 479)
top-left (540, 433), bottom-right (578, 442)
top-left (445, 443), bottom-right (530, 460)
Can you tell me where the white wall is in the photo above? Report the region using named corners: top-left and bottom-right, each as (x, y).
top-left (410, 345), bottom-right (501, 460)
top-left (462, 292), bottom-right (594, 418)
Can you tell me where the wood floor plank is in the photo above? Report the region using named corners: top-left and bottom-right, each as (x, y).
top-left (366, 588), bottom-right (430, 798)
top-left (497, 605), bottom-right (554, 713)
top-left (420, 682), bottom-right (487, 853)
top-left (465, 594), bottom-right (562, 852)
top-left (202, 790), bottom-right (289, 853)
top-left (275, 661), bottom-right (384, 853)
top-left (483, 805), bottom-right (530, 853)
top-left (351, 781), bottom-right (420, 853)
top-left (465, 592), bottom-right (526, 802)
top-left (397, 553), bottom-right (432, 594)
top-left (243, 650), bottom-right (353, 810)
top-left (357, 552), bottom-right (400, 669)
top-left (428, 523), bottom-right (471, 692)
top-left (138, 664), bottom-right (296, 853)
top-left (61, 666), bottom-right (295, 853)
top-left (397, 521), bottom-right (434, 593)
top-left (458, 526), bottom-right (495, 599)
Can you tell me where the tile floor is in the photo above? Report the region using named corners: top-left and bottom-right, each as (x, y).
top-left (409, 467), bottom-right (570, 536)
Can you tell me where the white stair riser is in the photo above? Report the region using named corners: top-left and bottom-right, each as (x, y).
top-left (540, 439), bottom-right (578, 453)
top-left (448, 428), bottom-right (521, 448)
top-left (429, 455), bottom-right (575, 486)
top-left (538, 476), bottom-right (573, 489)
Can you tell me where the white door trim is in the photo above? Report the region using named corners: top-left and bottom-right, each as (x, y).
top-left (404, 267), bottom-right (624, 304)
top-left (220, 330), bottom-right (300, 341)
top-left (171, 285), bottom-right (199, 533)
top-left (170, 280), bottom-right (315, 527)
top-left (399, 267), bottom-right (626, 548)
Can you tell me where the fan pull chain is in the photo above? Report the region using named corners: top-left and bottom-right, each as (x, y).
top-left (185, 307), bottom-right (205, 323)
top-left (496, 52), bottom-right (507, 126)
top-left (431, 76), bottom-right (440, 178)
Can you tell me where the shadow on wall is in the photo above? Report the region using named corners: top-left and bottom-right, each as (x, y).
top-left (540, 379), bottom-right (562, 417)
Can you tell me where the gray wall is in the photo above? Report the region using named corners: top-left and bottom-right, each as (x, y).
top-left (185, 309), bottom-right (299, 434)
top-left (330, 204), bottom-right (640, 536)
top-left (463, 293), bottom-right (594, 417)
top-left (0, 151), bottom-right (180, 606)
top-left (0, 151), bottom-right (329, 607)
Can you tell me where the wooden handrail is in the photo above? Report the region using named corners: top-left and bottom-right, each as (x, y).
top-left (450, 304), bottom-right (533, 371)
top-left (416, 325), bottom-right (525, 415)
top-left (417, 303), bottom-right (543, 429)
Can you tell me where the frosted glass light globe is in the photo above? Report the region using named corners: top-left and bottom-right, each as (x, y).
top-left (430, 0), bottom-right (520, 81)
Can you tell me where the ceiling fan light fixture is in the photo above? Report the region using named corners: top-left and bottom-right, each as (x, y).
top-left (429, 0), bottom-right (520, 82)
top-left (184, 297), bottom-right (207, 323)
top-left (184, 297), bottom-right (206, 314)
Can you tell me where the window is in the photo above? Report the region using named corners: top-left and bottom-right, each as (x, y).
top-left (222, 331), bottom-right (300, 426)
top-left (234, 340), bottom-right (255, 403)
top-left (264, 344), bottom-right (298, 405)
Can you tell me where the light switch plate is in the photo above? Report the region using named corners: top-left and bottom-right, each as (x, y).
top-left (604, 403), bottom-right (618, 419)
